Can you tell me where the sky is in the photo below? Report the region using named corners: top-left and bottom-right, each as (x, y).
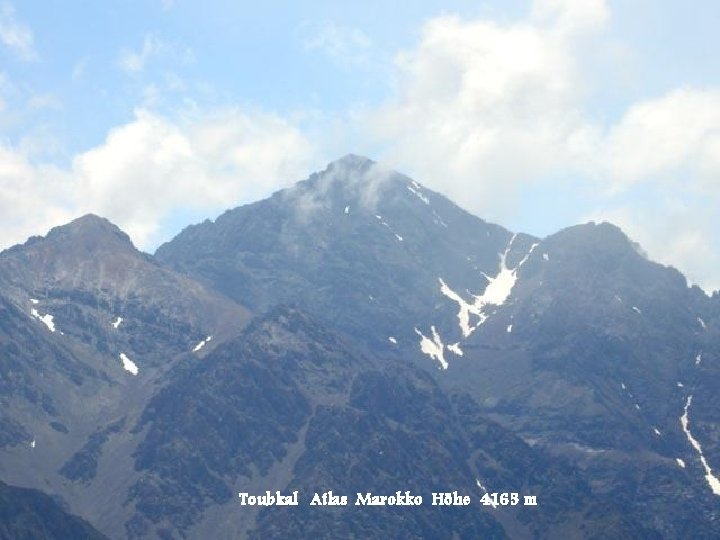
top-left (1, 0), bottom-right (719, 292)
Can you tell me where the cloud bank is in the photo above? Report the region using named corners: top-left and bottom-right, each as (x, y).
top-left (0, 108), bottom-right (316, 249)
top-left (369, 0), bottom-right (720, 292)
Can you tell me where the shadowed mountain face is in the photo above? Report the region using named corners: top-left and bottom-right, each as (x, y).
top-left (155, 155), bottom-right (720, 537)
top-left (155, 155), bottom-right (539, 352)
top-left (0, 480), bottom-right (108, 540)
top-left (124, 306), bottom-right (649, 540)
top-left (0, 215), bottom-right (251, 538)
top-left (1, 155), bottom-right (719, 539)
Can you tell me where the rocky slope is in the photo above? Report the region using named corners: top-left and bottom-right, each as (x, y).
top-left (1, 155), bottom-right (718, 538)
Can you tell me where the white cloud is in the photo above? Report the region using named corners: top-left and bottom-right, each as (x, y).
top-left (0, 108), bottom-right (317, 251)
top-left (118, 34), bottom-right (193, 74)
top-left (0, 144), bottom-right (74, 248)
top-left (531, 0), bottom-right (609, 35)
top-left (302, 21), bottom-right (373, 66)
top-left (366, 0), bottom-right (720, 292)
top-left (602, 88), bottom-right (720, 192)
top-left (71, 108), bottom-right (317, 247)
top-left (0, 3), bottom-right (36, 60)
top-left (369, 4), bottom-right (599, 217)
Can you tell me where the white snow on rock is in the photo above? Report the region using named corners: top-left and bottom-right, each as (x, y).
top-left (448, 342), bottom-right (463, 356)
top-left (30, 298), bottom-right (39, 304)
top-left (632, 306), bottom-right (642, 314)
top-left (439, 235), bottom-right (538, 338)
top-left (542, 253), bottom-right (549, 261)
top-left (30, 439), bottom-right (36, 449)
top-left (697, 317), bottom-right (706, 329)
top-left (696, 353), bottom-right (702, 365)
top-left (677, 382), bottom-right (684, 388)
top-left (388, 336), bottom-right (397, 344)
top-left (680, 395), bottom-right (720, 495)
top-left (653, 428), bottom-right (661, 436)
top-left (506, 324), bottom-right (513, 333)
top-left (475, 479), bottom-right (498, 507)
top-left (621, 382), bottom-right (626, 390)
top-left (676, 458), bottom-right (686, 468)
top-left (119, 353), bottom-right (139, 376)
top-left (635, 404), bottom-right (641, 410)
top-left (192, 336), bottom-right (213, 352)
top-left (31, 308), bottom-right (56, 332)
top-left (414, 326), bottom-right (447, 369)
top-left (406, 183), bottom-right (430, 205)
top-left (112, 316), bottom-right (123, 329)
top-left (344, 205), bottom-right (350, 214)
top-left (375, 215), bottom-right (404, 242)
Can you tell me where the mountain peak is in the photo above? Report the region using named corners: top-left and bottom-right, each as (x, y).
top-left (44, 214), bottom-right (136, 252)
top-left (0, 213), bottom-right (140, 290)
top-left (330, 153), bottom-right (376, 169)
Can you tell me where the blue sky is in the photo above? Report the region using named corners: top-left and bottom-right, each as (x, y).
top-left (1, 0), bottom-right (719, 291)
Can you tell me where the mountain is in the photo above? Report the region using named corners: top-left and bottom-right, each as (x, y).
top-left (0, 214), bottom-right (249, 361)
top-left (155, 154), bottom-right (538, 353)
top-left (0, 480), bottom-right (108, 540)
top-left (124, 306), bottom-right (649, 539)
top-left (0, 215), bottom-right (250, 536)
top-left (1, 155), bottom-right (719, 538)
top-left (156, 155), bottom-right (720, 537)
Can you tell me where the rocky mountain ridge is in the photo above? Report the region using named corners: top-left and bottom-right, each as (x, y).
top-left (0, 155), bottom-right (718, 539)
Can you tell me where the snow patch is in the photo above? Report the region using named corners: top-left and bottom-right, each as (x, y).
top-left (375, 215), bottom-right (404, 242)
top-left (30, 298), bottom-right (39, 304)
top-left (112, 316), bottom-right (123, 329)
top-left (621, 382), bottom-right (626, 390)
top-left (344, 205), bottom-right (350, 214)
top-left (653, 428), bottom-right (661, 436)
top-left (542, 253), bottom-right (549, 261)
top-left (680, 395), bottom-right (720, 495)
top-left (635, 404), bottom-right (641, 410)
top-left (696, 353), bottom-right (702, 365)
top-left (677, 382), bottom-right (684, 388)
top-left (676, 458), bottom-right (686, 469)
top-left (192, 336), bottom-right (212, 353)
top-left (119, 353), bottom-right (139, 376)
top-left (30, 439), bottom-right (35, 449)
top-left (414, 326), bottom-right (447, 369)
top-left (697, 317), bottom-right (706, 329)
top-left (447, 342), bottom-right (463, 356)
top-left (406, 183), bottom-right (430, 205)
top-left (475, 479), bottom-right (497, 507)
top-left (632, 306), bottom-right (642, 314)
top-left (439, 235), bottom-right (537, 338)
top-left (31, 308), bottom-right (56, 332)
top-left (506, 324), bottom-right (513, 333)
top-left (388, 336), bottom-right (397, 344)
